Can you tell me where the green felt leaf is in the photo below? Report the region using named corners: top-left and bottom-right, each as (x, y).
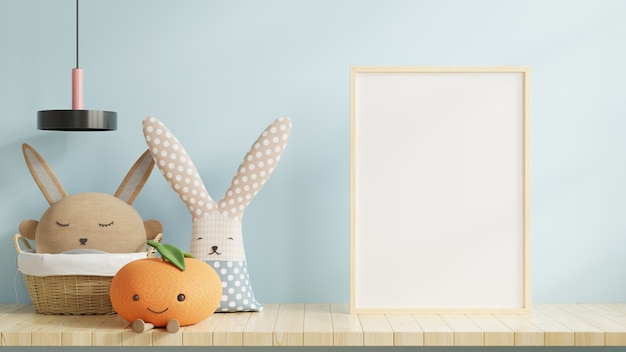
top-left (147, 240), bottom-right (194, 271)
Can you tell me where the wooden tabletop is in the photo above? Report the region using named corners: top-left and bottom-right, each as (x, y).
top-left (1, 303), bottom-right (626, 346)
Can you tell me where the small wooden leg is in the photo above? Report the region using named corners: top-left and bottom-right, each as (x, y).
top-left (132, 319), bottom-right (154, 333)
top-left (166, 319), bottom-right (180, 333)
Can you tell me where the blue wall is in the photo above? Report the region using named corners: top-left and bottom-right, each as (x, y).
top-left (1, 0), bottom-right (626, 306)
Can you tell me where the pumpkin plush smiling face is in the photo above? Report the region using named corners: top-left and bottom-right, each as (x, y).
top-left (110, 242), bottom-right (222, 331)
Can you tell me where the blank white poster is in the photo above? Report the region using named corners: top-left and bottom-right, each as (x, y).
top-left (350, 67), bottom-right (530, 313)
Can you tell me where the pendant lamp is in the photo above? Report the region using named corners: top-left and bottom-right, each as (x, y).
top-left (37, 0), bottom-right (117, 131)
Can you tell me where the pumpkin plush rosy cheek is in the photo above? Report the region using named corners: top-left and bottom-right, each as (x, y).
top-left (110, 253), bottom-right (221, 330)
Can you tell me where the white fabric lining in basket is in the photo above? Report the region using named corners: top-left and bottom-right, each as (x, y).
top-left (17, 249), bottom-right (146, 276)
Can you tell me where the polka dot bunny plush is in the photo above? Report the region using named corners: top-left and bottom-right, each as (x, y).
top-left (142, 116), bottom-right (291, 312)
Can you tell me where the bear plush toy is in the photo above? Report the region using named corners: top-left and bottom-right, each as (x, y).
top-left (19, 144), bottom-right (162, 254)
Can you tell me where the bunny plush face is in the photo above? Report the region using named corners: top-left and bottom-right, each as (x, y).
top-left (19, 144), bottom-right (162, 254)
top-left (143, 116), bottom-right (291, 312)
top-left (192, 212), bottom-right (245, 261)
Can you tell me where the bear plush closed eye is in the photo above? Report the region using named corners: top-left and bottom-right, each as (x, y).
top-left (19, 144), bottom-right (162, 254)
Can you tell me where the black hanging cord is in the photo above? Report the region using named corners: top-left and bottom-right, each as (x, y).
top-left (75, 0), bottom-right (79, 68)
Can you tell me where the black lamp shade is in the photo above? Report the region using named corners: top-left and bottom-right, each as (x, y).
top-left (38, 1), bottom-right (118, 132)
top-left (37, 110), bottom-right (117, 131)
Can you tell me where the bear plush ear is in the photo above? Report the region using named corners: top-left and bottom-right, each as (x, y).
top-left (114, 149), bottom-right (155, 205)
top-left (22, 144), bottom-right (68, 205)
top-left (19, 219), bottom-right (38, 240)
top-left (144, 219), bottom-right (163, 241)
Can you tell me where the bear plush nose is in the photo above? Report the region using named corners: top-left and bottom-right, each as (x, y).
top-left (79, 238), bottom-right (88, 245)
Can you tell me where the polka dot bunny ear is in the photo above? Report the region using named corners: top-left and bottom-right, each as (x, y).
top-left (142, 116), bottom-right (292, 221)
top-left (219, 117), bottom-right (292, 220)
top-left (143, 117), bottom-right (216, 220)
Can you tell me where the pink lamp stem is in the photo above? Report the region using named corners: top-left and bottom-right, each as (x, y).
top-left (72, 68), bottom-right (84, 110)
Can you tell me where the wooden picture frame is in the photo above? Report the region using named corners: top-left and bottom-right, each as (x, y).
top-left (350, 66), bottom-right (530, 313)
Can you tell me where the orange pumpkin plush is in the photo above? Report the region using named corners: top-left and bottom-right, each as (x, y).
top-left (110, 241), bottom-right (222, 333)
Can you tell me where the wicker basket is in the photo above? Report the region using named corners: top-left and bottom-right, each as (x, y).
top-left (14, 233), bottom-right (162, 315)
